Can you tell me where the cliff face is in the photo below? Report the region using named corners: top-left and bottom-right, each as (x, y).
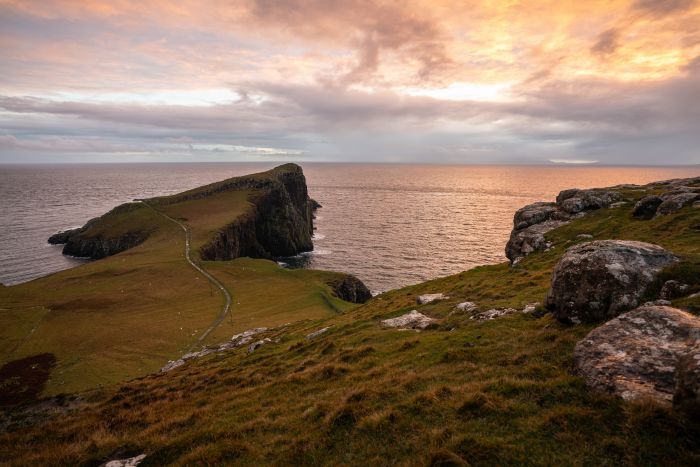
top-left (198, 164), bottom-right (316, 260)
top-left (48, 204), bottom-right (151, 259)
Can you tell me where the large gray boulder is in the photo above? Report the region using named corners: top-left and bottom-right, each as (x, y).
top-left (512, 202), bottom-right (567, 230)
top-left (575, 306), bottom-right (700, 405)
top-left (574, 306), bottom-right (700, 405)
top-left (545, 240), bottom-right (678, 323)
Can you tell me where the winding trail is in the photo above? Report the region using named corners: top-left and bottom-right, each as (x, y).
top-left (139, 201), bottom-right (232, 352)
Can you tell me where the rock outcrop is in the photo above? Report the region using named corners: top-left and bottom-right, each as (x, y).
top-left (506, 188), bottom-right (622, 264)
top-left (161, 327), bottom-right (268, 372)
top-left (48, 204), bottom-right (151, 259)
top-left (195, 164), bottom-right (317, 260)
top-left (632, 177), bottom-right (700, 219)
top-left (545, 240), bottom-right (678, 323)
top-left (574, 306), bottom-right (700, 406)
top-left (660, 280), bottom-right (690, 301)
top-left (327, 275), bottom-right (372, 303)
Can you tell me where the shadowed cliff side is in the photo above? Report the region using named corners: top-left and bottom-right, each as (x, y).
top-left (48, 164), bottom-right (318, 261)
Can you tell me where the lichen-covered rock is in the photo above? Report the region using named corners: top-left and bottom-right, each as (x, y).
top-left (105, 454), bottom-right (146, 467)
top-left (417, 294), bottom-right (448, 305)
top-left (632, 195), bottom-right (663, 220)
top-left (454, 302), bottom-right (477, 312)
top-left (327, 275), bottom-right (372, 303)
top-left (656, 192), bottom-right (700, 217)
top-left (660, 280), bottom-right (690, 301)
top-left (381, 310), bottom-right (436, 330)
top-left (574, 306), bottom-right (700, 405)
top-left (674, 345), bottom-right (700, 414)
top-left (545, 240), bottom-right (678, 323)
top-left (506, 220), bottom-right (569, 263)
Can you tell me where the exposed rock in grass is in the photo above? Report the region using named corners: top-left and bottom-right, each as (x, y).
top-left (248, 338), bottom-right (272, 353)
top-left (545, 240), bottom-right (678, 324)
top-left (471, 308), bottom-right (519, 320)
top-left (104, 454), bottom-right (146, 467)
top-left (381, 310), bottom-right (437, 330)
top-left (609, 201), bottom-right (627, 208)
top-left (161, 327), bottom-right (269, 371)
top-left (307, 326), bottom-right (332, 340)
top-left (660, 280), bottom-right (690, 301)
top-left (453, 302), bottom-right (477, 312)
top-left (522, 302), bottom-right (540, 313)
top-left (574, 306), bottom-right (700, 406)
top-left (557, 189), bottom-right (623, 214)
top-left (327, 274), bottom-right (372, 303)
top-left (674, 344), bottom-right (700, 415)
top-left (633, 195), bottom-right (663, 220)
top-left (417, 294), bottom-right (448, 305)
top-left (576, 234), bottom-right (594, 240)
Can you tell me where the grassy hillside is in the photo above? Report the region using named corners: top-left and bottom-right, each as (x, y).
top-left (0, 166), bottom-right (352, 397)
top-left (1, 182), bottom-right (698, 465)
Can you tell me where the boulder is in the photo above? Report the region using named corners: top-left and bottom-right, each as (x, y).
top-left (632, 195), bottom-right (663, 220)
top-left (327, 275), bottom-right (372, 303)
top-left (674, 345), bottom-right (700, 414)
top-left (417, 294), bottom-right (448, 305)
top-left (381, 310), bottom-right (437, 330)
top-left (513, 202), bottom-right (567, 230)
top-left (660, 280), bottom-right (690, 301)
top-left (506, 220), bottom-right (568, 263)
top-left (545, 240), bottom-right (678, 323)
top-left (656, 192), bottom-right (700, 217)
top-left (574, 306), bottom-right (700, 405)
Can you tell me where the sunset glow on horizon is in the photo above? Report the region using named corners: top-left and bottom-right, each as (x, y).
top-left (1, 0), bottom-right (699, 164)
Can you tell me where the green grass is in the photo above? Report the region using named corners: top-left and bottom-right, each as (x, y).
top-left (1, 183), bottom-right (699, 465)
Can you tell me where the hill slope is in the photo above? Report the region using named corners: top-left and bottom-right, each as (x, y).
top-left (0, 164), bottom-right (363, 396)
top-left (1, 174), bottom-right (699, 465)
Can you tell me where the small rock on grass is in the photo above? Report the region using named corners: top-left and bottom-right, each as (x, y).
top-left (105, 454), bottom-right (146, 467)
top-left (381, 310), bottom-right (437, 330)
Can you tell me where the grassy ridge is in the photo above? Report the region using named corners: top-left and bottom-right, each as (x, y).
top-left (1, 184), bottom-right (698, 465)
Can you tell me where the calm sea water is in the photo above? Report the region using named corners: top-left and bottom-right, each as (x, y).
top-left (0, 163), bottom-right (697, 292)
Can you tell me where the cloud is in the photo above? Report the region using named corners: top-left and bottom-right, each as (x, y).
top-left (631, 0), bottom-right (696, 16)
top-left (591, 29), bottom-right (620, 56)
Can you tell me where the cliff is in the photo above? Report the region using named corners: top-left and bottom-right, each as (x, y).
top-left (49, 164), bottom-right (318, 261)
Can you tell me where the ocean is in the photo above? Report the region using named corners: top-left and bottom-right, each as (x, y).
top-left (0, 163), bottom-right (696, 293)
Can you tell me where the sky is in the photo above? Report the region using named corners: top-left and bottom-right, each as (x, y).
top-left (0, 0), bottom-right (699, 165)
